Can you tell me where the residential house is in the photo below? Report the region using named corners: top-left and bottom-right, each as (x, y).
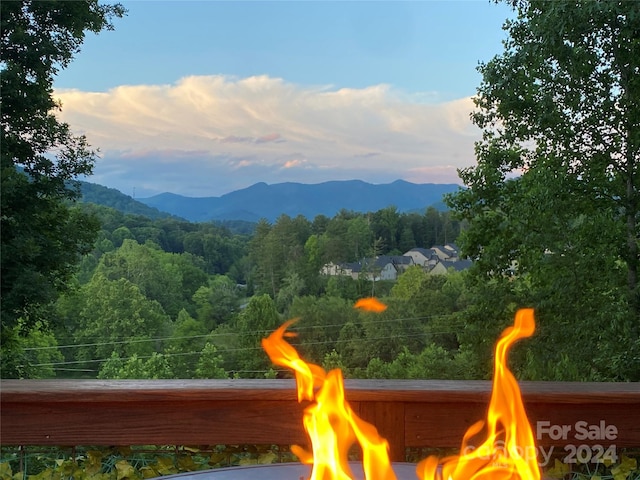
top-left (431, 244), bottom-right (459, 261)
top-left (320, 262), bottom-right (347, 276)
top-left (344, 262), bottom-right (362, 280)
top-left (403, 244), bottom-right (472, 275)
top-left (403, 247), bottom-right (438, 268)
top-left (404, 244), bottom-right (459, 266)
top-left (321, 244), bottom-right (471, 280)
top-left (371, 255), bottom-right (414, 281)
top-left (428, 258), bottom-right (473, 275)
top-left (321, 255), bottom-right (414, 281)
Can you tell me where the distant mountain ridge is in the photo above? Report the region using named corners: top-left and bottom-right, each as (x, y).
top-left (79, 181), bottom-right (177, 220)
top-left (137, 180), bottom-right (462, 222)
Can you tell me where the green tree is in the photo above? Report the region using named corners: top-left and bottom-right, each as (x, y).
top-left (287, 295), bottom-right (357, 363)
top-left (249, 215), bottom-right (311, 297)
top-left (96, 239), bottom-right (205, 318)
top-left (20, 328), bottom-right (65, 378)
top-left (234, 294), bottom-right (281, 376)
top-left (164, 309), bottom-right (208, 378)
top-left (356, 298), bottom-right (426, 363)
top-left (248, 219), bottom-right (277, 296)
top-left (73, 274), bottom-right (172, 367)
top-left (398, 224), bottom-right (416, 254)
top-left (335, 320), bottom-right (366, 369)
top-left (321, 215), bottom-right (352, 263)
top-left (194, 343), bottom-right (228, 379)
top-left (423, 207), bottom-right (443, 247)
top-left (98, 352), bottom-right (174, 379)
top-left (311, 214), bottom-right (330, 235)
top-left (371, 206), bottom-right (400, 253)
top-left (364, 345), bottom-right (473, 380)
top-left (299, 234), bottom-right (325, 294)
top-left (276, 272), bottom-right (306, 313)
top-left (447, 1), bottom-right (640, 380)
top-left (322, 350), bottom-right (347, 374)
top-left (0, 324), bottom-right (65, 379)
top-left (390, 265), bottom-right (431, 302)
top-left (111, 226), bottom-right (135, 247)
top-left (193, 275), bottom-right (241, 329)
top-left (1, 1), bottom-right (125, 377)
top-left (402, 212), bottom-right (428, 249)
top-left (346, 216), bottom-right (373, 259)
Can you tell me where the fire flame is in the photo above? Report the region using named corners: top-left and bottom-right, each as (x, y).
top-left (262, 304), bottom-right (540, 480)
top-left (354, 297), bottom-right (388, 313)
top-left (262, 318), bottom-right (397, 480)
top-left (417, 308), bottom-right (540, 480)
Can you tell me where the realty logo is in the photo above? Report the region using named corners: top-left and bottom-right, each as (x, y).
top-left (536, 420), bottom-right (618, 442)
top-left (535, 420), bottom-right (619, 465)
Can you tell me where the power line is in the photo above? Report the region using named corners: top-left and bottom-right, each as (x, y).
top-left (23, 314), bottom-right (462, 352)
top-left (26, 328), bottom-right (465, 368)
top-left (24, 332), bottom-right (229, 351)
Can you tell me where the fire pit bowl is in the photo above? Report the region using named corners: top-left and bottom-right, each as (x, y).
top-left (156, 462), bottom-right (420, 480)
top-left (155, 462), bottom-right (550, 480)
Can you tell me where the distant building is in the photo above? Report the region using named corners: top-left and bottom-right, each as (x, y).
top-left (321, 244), bottom-right (472, 280)
top-left (428, 258), bottom-right (473, 275)
top-left (371, 255), bottom-right (415, 281)
top-left (321, 255), bottom-right (414, 281)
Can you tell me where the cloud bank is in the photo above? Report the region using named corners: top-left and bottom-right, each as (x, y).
top-left (55, 75), bottom-right (480, 197)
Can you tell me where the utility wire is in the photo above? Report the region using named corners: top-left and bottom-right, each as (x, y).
top-left (27, 328), bottom-right (464, 368)
top-left (23, 314), bottom-right (462, 352)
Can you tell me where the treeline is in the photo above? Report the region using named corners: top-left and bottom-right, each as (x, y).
top-left (17, 203), bottom-right (469, 380)
top-left (248, 206), bottom-right (460, 299)
top-left (14, 197), bottom-right (638, 382)
top-left (77, 204), bottom-right (459, 283)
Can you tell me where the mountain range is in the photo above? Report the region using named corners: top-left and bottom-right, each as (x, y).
top-left (136, 180), bottom-right (462, 222)
top-left (79, 179), bottom-right (462, 223)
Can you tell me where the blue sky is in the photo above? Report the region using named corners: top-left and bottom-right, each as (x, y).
top-left (54, 1), bottom-right (514, 198)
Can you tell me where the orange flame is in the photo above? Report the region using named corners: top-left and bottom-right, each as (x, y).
top-left (417, 308), bottom-right (540, 480)
top-left (354, 297), bottom-right (388, 313)
top-left (262, 318), bottom-right (397, 480)
top-left (262, 305), bottom-right (539, 480)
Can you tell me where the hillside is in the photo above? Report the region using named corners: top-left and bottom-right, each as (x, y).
top-left (79, 181), bottom-right (178, 220)
top-left (138, 180), bottom-right (461, 222)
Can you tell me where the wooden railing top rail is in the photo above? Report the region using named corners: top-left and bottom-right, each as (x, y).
top-left (2, 379), bottom-right (639, 462)
top-left (2, 379), bottom-right (639, 403)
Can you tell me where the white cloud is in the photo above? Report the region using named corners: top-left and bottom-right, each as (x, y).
top-left (55, 75), bottom-right (480, 196)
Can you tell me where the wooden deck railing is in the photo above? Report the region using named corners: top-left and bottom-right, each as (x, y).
top-left (1, 380), bottom-right (639, 462)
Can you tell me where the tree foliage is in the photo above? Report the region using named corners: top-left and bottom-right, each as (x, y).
top-left (193, 275), bottom-right (242, 330)
top-left (0, 0), bottom-right (125, 376)
top-left (72, 274), bottom-right (173, 363)
top-left (42, 202), bottom-right (468, 379)
top-left (447, 0), bottom-right (640, 380)
top-left (232, 294), bottom-right (282, 376)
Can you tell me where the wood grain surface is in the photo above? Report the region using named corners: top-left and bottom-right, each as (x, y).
top-left (2, 379), bottom-right (638, 461)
